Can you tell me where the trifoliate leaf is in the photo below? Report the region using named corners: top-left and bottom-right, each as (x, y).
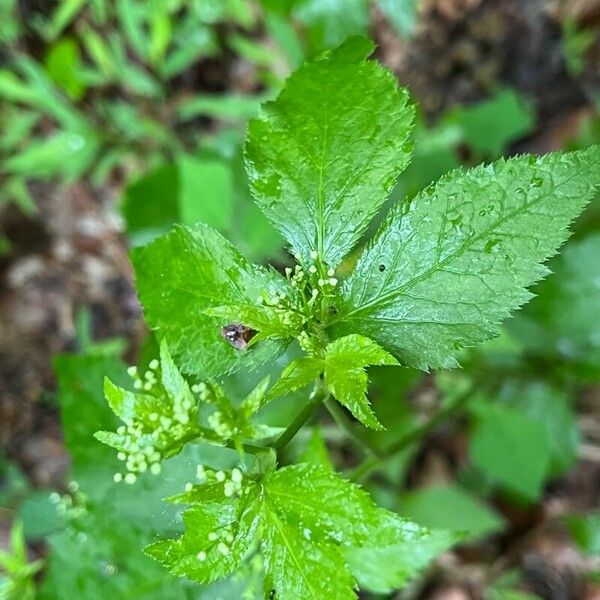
top-left (269, 335), bottom-right (396, 429)
top-left (333, 147), bottom-right (600, 370)
top-left (325, 335), bottom-right (397, 429)
top-left (245, 36), bottom-right (414, 268)
top-left (148, 464), bottom-right (435, 599)
top-left (132, 223), bottom-right (288, 379)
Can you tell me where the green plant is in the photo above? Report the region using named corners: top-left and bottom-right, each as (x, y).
top-left (0, 521), bottom-right (43, 600)
top-left (90, 37), bottom-right (600, 598)
top-left (0, 0), bottom-right (279, 211)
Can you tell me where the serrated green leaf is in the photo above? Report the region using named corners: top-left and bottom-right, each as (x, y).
top-left (262, 465), bottom-right (432, 598)
top-left (269, 335), bottom-right (395, 429)
top-left (147, 464), bottom-right (439, 599)
top-left (325, 334), bottom-right (397, 429)
top-left (145, 494), bottom-right (261, 583)
top-left (343, 529), bottom-right (457, 594)
top-left (265, 464), bottom-right (416, 546)
top-left (245, 36), bottom-right (414, 268)
top-left (333, 147), bottom-right (600, 370)
top-left (262, 511), bottom-right (356, 600)
top-left (268, 357), bottom-right (323, 398)
top-left (132, 223), bottom-right (288, 379)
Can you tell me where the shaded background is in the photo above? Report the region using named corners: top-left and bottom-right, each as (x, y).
top-left (1, 0), bottom-right (599, 598)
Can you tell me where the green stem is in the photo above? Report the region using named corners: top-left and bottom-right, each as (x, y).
top-left (273, 379), bottom-right (328, 452)
top-left (188, 429), bottom-right (271, 457)
top-left (323, 397), bottom-right (385, 458)
top-left (349, 389), bottom-right (473, 483)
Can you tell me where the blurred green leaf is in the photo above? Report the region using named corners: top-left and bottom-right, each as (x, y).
top-left (294, 0), bottom-right (368, 52)
top-left (45, 37), bottom-right (86, 101)
top-left (19, 492), bottom-right (68, 539)
top-left (0, 521), bottom-right (43, 600)
top-left (470, 405), bottom-right (551, 501)
top-left (377, 0), bottom-right (418, 38)
top-left (38, 509), bottom-right (193, 600)
top-left (178, 155), bottom-right (233, 230)
top-left (54, 354), bottom-right (126, 495)
top-left (344, 529), bottom-right (458, 594)
top-left (123, 153), bottom-right (281, 259)
top-left (509, 233), bottom-right (600, 377)
top-left (562, 17), bottom-right (596, 76)
top-left (122, 163), bottom-right (180, 245)
top-left (566, 513), bottom-right (600, 557)
top-left (298, 427), bottom-right (333, 469)
top-left (447, 89), bottom-right (535, 158)
top-left (5, 130), bottom-right (99, 182)
top-left (178, 94), bottom-right (269, 121)
top-left (43, 0), bottom-right (87, 41)
top-left (0, 457), bottom-right (29, 508)
top-left (502, 381), bottom-right (579, 477)
top-left (400, 485), bottom-right (504, 540)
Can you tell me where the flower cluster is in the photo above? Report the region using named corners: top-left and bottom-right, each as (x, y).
top-left (257, 250), bottom-right (339, 352)
top-left (187, 465), bottom-right (245, 499)
top-left (49, 481), bottom-right (88, 519)
top-left (98, 356), bottom-right (202, 485)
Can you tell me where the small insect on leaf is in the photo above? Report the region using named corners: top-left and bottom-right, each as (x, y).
top-left (221, 323), bottom-right (257, 350)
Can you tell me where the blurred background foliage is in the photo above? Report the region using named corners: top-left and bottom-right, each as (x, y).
top-left (1, 0), bottom-right (600, 599)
